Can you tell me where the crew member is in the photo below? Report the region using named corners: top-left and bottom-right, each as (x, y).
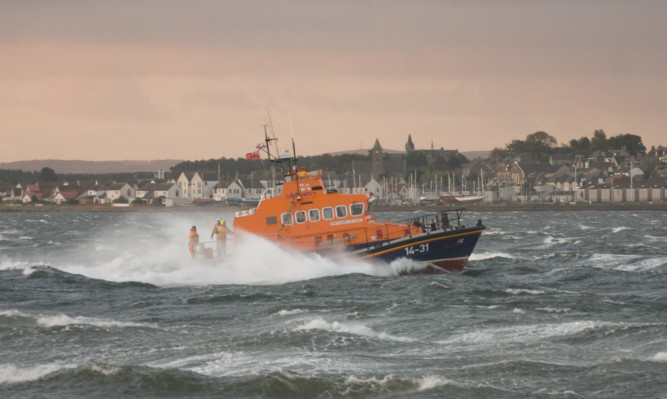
top-left (189, 226), bottom-right (199, 257)
top-left (441, 212), bottom-right (451, 230)
top-left (211, 219), bottom-right (233, 257)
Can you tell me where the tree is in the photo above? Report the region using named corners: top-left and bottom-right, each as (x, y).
top-left (590, 129), bottom-right (608, 153)
top-left (38, 167), bottom-right (57, 182)
top-left (607, 133), bottom-right (646, 157)
top-left (569, 137), bottom-right (591, 156)
top-left (490, 147), bottom-right (508, 160)
top-left (405, 151), bottom-right (427, 170)
top-left (506, 131), bottom-right (557, 162)
top-left (526, 131), bottom-right (557, 148)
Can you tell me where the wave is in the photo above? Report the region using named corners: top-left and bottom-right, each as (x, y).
top-left (275, 309), bottom-right (307, 316)
top-left (437, 320), bottom-right (608, 345)
top-left (535, 307), bottom-right (571, 313)
top-left (294, 317), bottom-right (416, 343)
top-left (0, 363), bottom-right (74, 385)
top-left (469, 251), bottom-right (516, 261)
top-left (505, 288), bottom-right (545, 295)
top-left (0, 309), bottom-right (157, 330)
top-left (651, 352), bottom-right (667, 362)
top-left (586, 253), bottom-right (666, 272)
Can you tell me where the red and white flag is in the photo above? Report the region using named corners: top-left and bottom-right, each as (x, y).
top-left (245, 151), bottom-right (260, 160)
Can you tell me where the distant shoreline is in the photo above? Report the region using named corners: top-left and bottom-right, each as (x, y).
top-left (2, 203), bottom-right (666, 213)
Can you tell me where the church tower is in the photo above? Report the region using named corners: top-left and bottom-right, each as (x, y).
top-left (405, 135), bottom-right (415, 152)
top-left (371, 138), bottom-right (384, 178)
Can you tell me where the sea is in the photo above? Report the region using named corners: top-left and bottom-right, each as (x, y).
top-left (1, 209), bottom-right (665, 398)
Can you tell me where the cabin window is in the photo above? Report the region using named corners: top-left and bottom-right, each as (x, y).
top-left (281, 213), bottom-right (293, 225)
top-left (336, 205), bottom-right (347, 218)
top-left (295, 210), bottom-right (307, 224)
top-left (322, 207), bottom-right (334, 220)
top-left (350, 202), bottom-right (364, 216)
top-left (266, 216), bottom-right (277, 225)
top-left (308, 209), bottom-right (320, 222)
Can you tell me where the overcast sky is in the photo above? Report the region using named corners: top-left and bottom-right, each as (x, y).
top-left (1, 0), bottom-right (666, 162)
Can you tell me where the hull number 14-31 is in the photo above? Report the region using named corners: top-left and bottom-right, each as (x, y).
top-left (405, 243), bottom-right (429, 256)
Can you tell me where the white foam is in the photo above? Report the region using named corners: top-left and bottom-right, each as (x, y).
top-left (505, 288), bottom-right (545, 295)
top-left (48, 219), bottom-right (405, 286)
top-left (587, 253), bottom-right (665, 272)
top-left (650, 352), bottom-right (667, 362)
top-left (0, 363), bottom-right (73, 384)
top-left (612, 227), bottom-right (629, 233)
top-left (0, 309), bottom-right (156, 329)
top-left (438, 320), bottom-right (605, 345)
top-left (417, 375), bottom-right (454, 391)
top-left (470, 251), bottom-right (515, 261)
top-left (295, 317), bottom-right (416, 342)
top-left (37, 313), bottom-right (156, 329)
top-left (535, 307), bottom-right (571, 313)
top-left (0, 257), bottom-right (31, 271)
top-left (276, 309), bottom-right (306, 316)
top-left (615, 257), bottom-right (667, 272)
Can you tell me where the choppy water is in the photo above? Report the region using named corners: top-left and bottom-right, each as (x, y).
top-left (1, 210), bottom-right (665, 398)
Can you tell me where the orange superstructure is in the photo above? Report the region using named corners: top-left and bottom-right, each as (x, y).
top-left (233, 169), bottom-right (422, 251)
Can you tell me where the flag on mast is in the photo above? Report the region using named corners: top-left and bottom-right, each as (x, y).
top-left (245, 151), bottom-right (260, 160)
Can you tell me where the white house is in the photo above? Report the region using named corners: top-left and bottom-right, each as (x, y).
top-left (135, 182), bottom-right (182, 205)
top-left (105, 182), bottom-right (135, 203)
top-left (177, 172), bottom-right (219, 200)
top-left (364, 178), bottom-right (384, 200)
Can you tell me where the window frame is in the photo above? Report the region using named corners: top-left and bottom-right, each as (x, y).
top-left (322, 207), bottom-right (334, 220)
top-left (294, 210), bottom-right (307, 224)
top-left (308, 208), bottom-right (320, 222)
top-left (335, 205), bottom-right (347, 219)
top-left (350, 202), bottom-right (364, 216)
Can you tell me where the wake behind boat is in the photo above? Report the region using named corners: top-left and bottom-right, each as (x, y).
top-left (231, 131), bottom-right (485, 273)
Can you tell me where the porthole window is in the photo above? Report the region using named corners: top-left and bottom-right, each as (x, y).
top-left (308, 209), bottom-right (320, 222)
top-left (322, 207), bottom-right (334, 220)
top-left (336, 205), bottom-right (347, 218)
top-left (295, 211), bottom-right (307, 224)
top-left (350, 202), bottom-right (364, 216)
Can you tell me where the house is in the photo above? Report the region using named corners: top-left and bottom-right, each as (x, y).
top-left (507, 162), bottom-right (560, 186)
top-left (200, 172), bottom-right (219, 199)
top-left (177, 172), bottom-right (219, 200)
top-left (105, 182), bottom-right (135, 203)
top-left (239, 174), bottom-right (264, 201)
top-left (549, 153), bottom-right (573, 166)
top-left (364, 177), bottom-right (384, 200)
top-left (77, 183), bottom-right (109, 204)
top-left (56, 185), bottom-right (83, 204)
top-left (136, 182), bottom-right (182, 205)
top-left (225, 179), bottom-right (245, 203)
top-left (213, 179), bottom-right (234, 201)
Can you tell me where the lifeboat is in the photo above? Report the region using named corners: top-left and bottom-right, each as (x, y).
top-left (233, 167), bottom-right (485, 273)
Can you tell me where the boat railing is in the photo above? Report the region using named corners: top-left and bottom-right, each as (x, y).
top-left (260, 188), bottom-right (275, 201)
top-left (235, 208), bottom-right (257, 218)
top-left (393, 209), bottom-right (465, 234)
